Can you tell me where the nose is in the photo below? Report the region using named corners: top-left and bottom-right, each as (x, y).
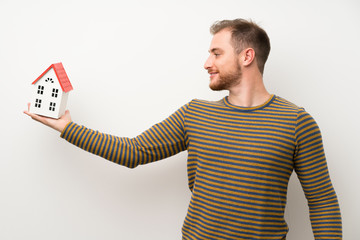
top-left (204, 55), bottom-right (213, 70)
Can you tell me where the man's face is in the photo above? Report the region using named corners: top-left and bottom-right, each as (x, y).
top-left (204, 29), bottom-right (242, 91)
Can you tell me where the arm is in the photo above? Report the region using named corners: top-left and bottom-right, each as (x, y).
top-left (25, 103), bottom-right (189, 168)
top-left (293, 109), bottom-right (342, 239)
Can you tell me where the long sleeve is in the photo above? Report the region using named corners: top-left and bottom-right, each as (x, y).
top-left (60, 103), bottom-right (189, 168)
top-left (293, 109), bottom-right (342, 239)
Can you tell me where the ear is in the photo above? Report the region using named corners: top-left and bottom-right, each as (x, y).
top-left (239, 48), bottom-right (255, 67)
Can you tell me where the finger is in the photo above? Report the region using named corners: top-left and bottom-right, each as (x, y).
top-left (64, 110), bottom-right (71, 118)
top-left (27, 102), bottom-right (30, 112)
top-left (60, 110), bottom-right (72, 121)
top-left (24, 110), bottom-right (46, 124)
top-left (23, 110), bottom-right (34, 117)
top-left (24, 111), bottom-right (40, 121)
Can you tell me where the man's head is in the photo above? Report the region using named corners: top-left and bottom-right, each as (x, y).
top-left (210, 19), bottom-right (271, 75)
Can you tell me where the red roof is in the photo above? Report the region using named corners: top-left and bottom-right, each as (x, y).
top-left (32, 62), bottom-right (73, 93)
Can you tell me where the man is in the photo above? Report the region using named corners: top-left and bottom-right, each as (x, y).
top-left (25, 19), bottom-right (342, 239)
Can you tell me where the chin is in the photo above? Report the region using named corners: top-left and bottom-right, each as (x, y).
top-left (209, 83), bottom-right (225, 91)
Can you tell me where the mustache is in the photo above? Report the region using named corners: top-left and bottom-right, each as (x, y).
top-left (207, 69), bottom-right (218, 74)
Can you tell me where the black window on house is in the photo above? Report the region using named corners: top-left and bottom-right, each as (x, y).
top-left (49, 102), bottom-right (56, 111)
top-left (35, 99), bottom-right (42, 108)
top-left (37, 85), bottom-right (44, 95)
top-left (52, 88), bottom-right (59, 98)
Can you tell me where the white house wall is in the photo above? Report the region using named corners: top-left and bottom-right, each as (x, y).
top-left (58, 92), bottom-right (69, 118)
top-left (30, 68), bottom-right (64, 119)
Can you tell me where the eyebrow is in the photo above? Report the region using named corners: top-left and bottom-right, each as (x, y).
top-left (208, 48), bottom-right (223, 53)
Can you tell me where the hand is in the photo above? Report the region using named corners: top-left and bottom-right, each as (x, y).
top-left (24, 103), bottom-right (72, 133)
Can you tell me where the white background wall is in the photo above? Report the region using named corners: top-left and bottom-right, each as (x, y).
top-left (1, 0), bottom-right (359, 239)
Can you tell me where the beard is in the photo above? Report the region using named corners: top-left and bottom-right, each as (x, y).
top-left (209, 62), bottom-right (242, 91)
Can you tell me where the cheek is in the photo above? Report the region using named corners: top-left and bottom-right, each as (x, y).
top-left (214, 61), bottom-right (226, 70)
top-left (216, 57), bottom-right (235, 69)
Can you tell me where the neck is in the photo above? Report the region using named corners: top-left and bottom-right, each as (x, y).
top-left (227, 73), bottom-right (271, 107)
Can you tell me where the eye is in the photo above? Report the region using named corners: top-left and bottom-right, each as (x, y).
top-left (214, 53), bottom-right (220, 57)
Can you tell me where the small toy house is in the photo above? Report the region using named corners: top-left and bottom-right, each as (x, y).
top-left (30, 62), bottom-right (73, 119)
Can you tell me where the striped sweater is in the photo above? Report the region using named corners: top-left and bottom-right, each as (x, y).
top-left (61, 95), bottom-right (342, 239)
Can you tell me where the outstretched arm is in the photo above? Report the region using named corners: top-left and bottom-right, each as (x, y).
top-left (24, 102), bottom-right (190, 168)
top-left (24, 103), bottom-right (72, 133)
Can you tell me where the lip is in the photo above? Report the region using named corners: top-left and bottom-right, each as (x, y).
top-left (209, 72), bottom-right (218, 79)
